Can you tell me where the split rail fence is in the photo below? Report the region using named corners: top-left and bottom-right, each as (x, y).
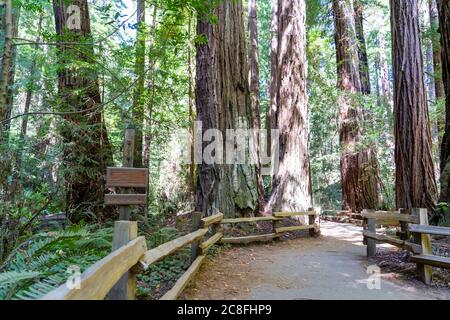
top-left (41, 210), bottom-right (320, 300)
top-left (362, 208), bottom-right (450, 284)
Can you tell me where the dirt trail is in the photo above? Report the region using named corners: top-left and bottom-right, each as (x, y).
top-left (181, 221), bottom-right (450, 300)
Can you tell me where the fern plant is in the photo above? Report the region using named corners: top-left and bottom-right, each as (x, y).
top-left (0, 225), bottom-right (112, 300)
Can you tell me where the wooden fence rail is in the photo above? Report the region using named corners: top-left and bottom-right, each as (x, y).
top-left (42, 209), bottom-right (321, 300)
top-left (362, 208), bottom-right (450, 285)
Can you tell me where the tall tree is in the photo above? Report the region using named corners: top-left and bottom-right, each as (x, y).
top-left (333, 0), bottom-right (380, 211)
top-left (429, 0), bottom-right (445, 107)
top-left (53, 0), bottom-right (113, 221)
top-left (248, 0), bottom-right (265, 210)
top-left (265, 0), bottom-right (312, 215)
top-left (438, 0), bottom-right (450, 210)
top-left (195, 0), bottom-right (261, 217)
top-left (354, 0), bottom-right (371, 95)
top-left (0, 0), bottom-right (13, 145)
top-left (390, 0), bottom-right (438, 211)
top-left (132, 0), bottom-right (146, 168)
top-left (268, 0), bottom-right (278, 158)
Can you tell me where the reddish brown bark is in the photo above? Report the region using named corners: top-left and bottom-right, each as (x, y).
top-left (53, 0), bottom-right (113, 221)
top-left (390, 0), bottom-right (438, 211)
top-left (438, 0), bottom-right (450, 207)
top-left (195, 0), bottom-right (260, 217)
top-left (333, 0), bottom-right (380, 211)
top-left (266, 0), bottom-right (312, 215)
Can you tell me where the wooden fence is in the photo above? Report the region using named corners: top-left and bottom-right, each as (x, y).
top-left (41, 210), bottom-right (320, 300)
top-left (362, 208), bottom-right (450, 284)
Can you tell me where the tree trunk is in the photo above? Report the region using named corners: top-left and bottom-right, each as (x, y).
top-left (333, 0), bottom-right (380, 212)
top-left (377, 33), bottom-right (392, 113)
top-left (265, 0), bottom-right (312, 216)
top-left (132, 0), bottom-right (146, 168)
top-left (0, 0), bottom-right (13, 145)
top-left (438, 0), bottom-right (450, 212)
top-left (11, 15), bottom-right (44, 196)
top-left (248, 0), bottom-right (265, 211)
top-left (354, 0), bottom-right (371, 95)
top-left (53, 0), bottom-right (113, 222)
top-left (195, 0), bottom-right (260, 217)
top-left (390, 0), bottom-right (438, 212)
top-left (143, 5), bottom-right (157, 169)
top-left (430, 0), bottom-right (446, 105)
top-left (269, 0), bottom-right (278, 160)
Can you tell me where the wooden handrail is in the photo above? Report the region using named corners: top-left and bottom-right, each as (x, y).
top-left (41, 237), bottom-right (147, 300)
top-left (409, 224), bottom-right (450, 237)
top-left (274, 211), bottom-right (318, 218)
top-left (361, 211), bottom-right (418, 223)
top-left (138, 228), bottom-right (209, 270)
top-left (222, 216), bottom-right (282, 224)
top-left (200, 213), bottom-right (224, 228)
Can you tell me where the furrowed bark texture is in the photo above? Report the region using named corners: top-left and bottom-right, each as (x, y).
top-left (333, 0), bottom-right (380, 211)
top-left (390, 0), bottom-right (438, 211)
top-left (195, 1), bottom-right (260, 217)
top-left (248, 0), bottom-right (265, 211)
top-left (53, 0), bottom-right (113, 222)
top-left (438, 0), bottom-right (450, 206)
top-left (266, 0), bottom-right (312, 215)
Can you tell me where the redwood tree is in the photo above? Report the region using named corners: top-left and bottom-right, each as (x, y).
top-left (53, 0), bottom-right (113, 221)
top-left (390, 0), bottom-right (438, 211)
top-left (248, 0), bottom-right (265, 210)
top-left (266, 0), bottom-right (312, 215)
top-left (333, 0), bottom-right (380, 212)
top-left (438, 0), bottom-right (450, 209)
top-left (195, 0), bottom-right (261, 217)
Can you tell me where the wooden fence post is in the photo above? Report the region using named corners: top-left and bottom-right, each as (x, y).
top-left (272, 210), bottom-right (281, 240)
top-left (399, 208), bottom-right (410, 240)
top-left (107, 221), bottom-right (138, 300)
top-left (191, 211), bottom-right (202, 264)
top-left (366, 209), bottom-right (377, 257)
top-left (412, 208), bottom-right (433, 284)
top-left (308, 207), bottom-right (320, 237)
top-left (119, 128), bottom-right (135, 220)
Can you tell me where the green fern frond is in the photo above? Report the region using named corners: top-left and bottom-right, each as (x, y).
top-left (0, 271), bottom-right (41, 287)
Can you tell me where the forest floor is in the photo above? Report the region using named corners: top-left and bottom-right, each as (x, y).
top-left (181, 221), bottom-right (450, 300)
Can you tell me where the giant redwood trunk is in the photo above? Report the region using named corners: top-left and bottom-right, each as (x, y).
top-left (333, 0), bottom-right (380, 212)
top-left (265, 0), bottom-right (312, 215)
top-left (438, 0), bottom-right (450, 208)
top-left (390, 0), bottom-right (438, 211)
top-left (195, 0), bottom-right (260, 217)
top-left (53, 0), bottom-right (113, 222)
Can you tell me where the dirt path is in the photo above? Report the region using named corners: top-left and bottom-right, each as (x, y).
top-left (181, 221), bottom-right (450, 300)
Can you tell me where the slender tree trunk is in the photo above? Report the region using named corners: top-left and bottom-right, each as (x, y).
top-left (377, 33), bottom-right (392, 113)
top-left (132, 0), bottom-right (146, 168)
top-left (0, 0), bottom-right (13, 145)
top-left (268, 0), bottom-right (278, 160)
top-left (195, 0), bottom-right (260, 217)
top-left (390, 0), bottom-right (438, 212)
top-left (430, 0), bottom-right (446, 105)
top-left (354, 0), bottom-right (371, 95)
top-left (143, 5), bottom-right (157, 169)
top-left (333, 0), bottom-right (380, 212)
top-left (11, 15), bottom-right (44, 196)
top-left (53, 0), bottom-right (113, 222)
top-left (266, 0), bottom-right (312, 216)
top-left (248, 0), bottom-right (265, 211)
top-left (438, 0), bottom-right (450, 212)
top-left (187, 10), bottom-right (196, 193)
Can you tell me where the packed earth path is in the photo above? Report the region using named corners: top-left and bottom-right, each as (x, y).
top-left (181, 221), bottom-right (450, 300)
